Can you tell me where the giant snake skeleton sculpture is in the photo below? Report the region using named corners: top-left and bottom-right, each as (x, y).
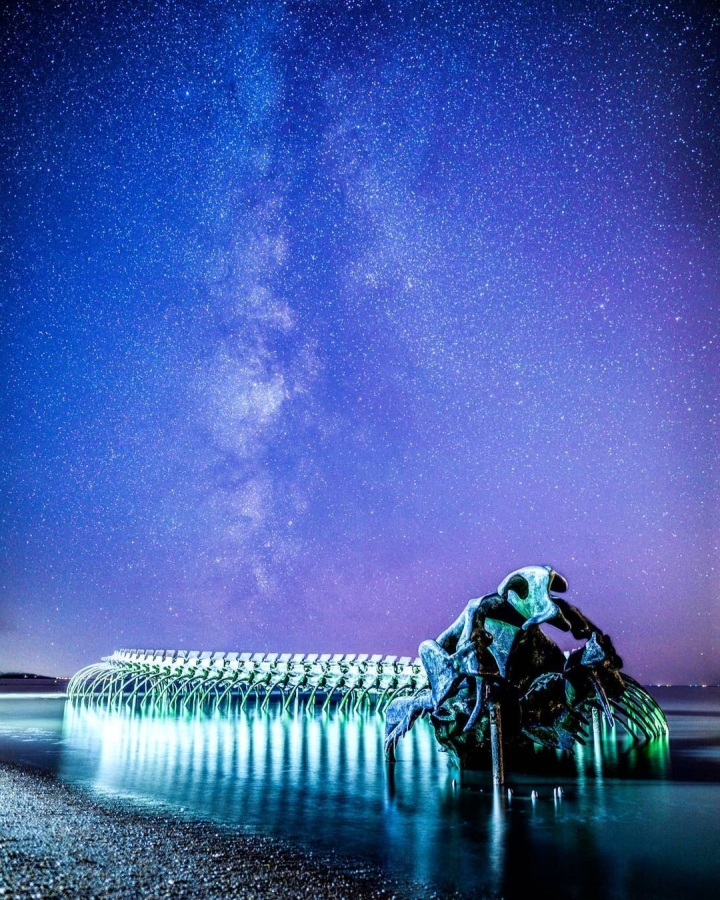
top-left (69, 566), bottom-right (667, 778)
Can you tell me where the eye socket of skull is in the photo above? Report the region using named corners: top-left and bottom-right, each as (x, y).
top-left (549, 571), bottom-right (568, 593)
top-left (503, 574), bottom-right (529, 600)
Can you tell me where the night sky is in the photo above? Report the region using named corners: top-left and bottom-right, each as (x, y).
top-left (1, 1), bottom-right (717, 684)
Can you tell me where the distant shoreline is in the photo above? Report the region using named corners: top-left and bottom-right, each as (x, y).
top-left (0, 677), bottom-right (69, 695)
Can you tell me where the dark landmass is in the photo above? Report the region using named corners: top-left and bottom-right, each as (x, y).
top-left (0, 674), bottom-right (69, 694)
top-left (0, 672), bottom-right (54, 678)
top-left (0, 761), bottom-right (458, 900)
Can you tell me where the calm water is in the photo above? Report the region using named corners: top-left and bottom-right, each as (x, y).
top-left (1, 688), bottom-right (719, 898)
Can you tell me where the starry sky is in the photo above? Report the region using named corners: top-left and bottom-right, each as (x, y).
top-left (1, 0), bottom-right (717, 683)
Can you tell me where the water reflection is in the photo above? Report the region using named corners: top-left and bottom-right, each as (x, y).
top-left (0, 688), bottom-right (708, 897)
top-left (3, 690), bottom-right (720, 895)
top-left (57, 696), bottom-right (701, 898)
top-left (63, 700), bottom-right (456, 871)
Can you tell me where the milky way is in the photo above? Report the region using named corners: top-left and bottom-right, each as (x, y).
top-left (1, 0), bottom-right (717, 683)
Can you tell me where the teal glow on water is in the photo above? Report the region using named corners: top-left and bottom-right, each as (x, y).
top-left (1, 688), bottom-right (719, 898)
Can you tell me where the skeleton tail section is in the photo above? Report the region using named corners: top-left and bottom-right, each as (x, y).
top-left (67, 649), bottom-right (429, 713)
top-left (610, 676), bottom-right (669, 741)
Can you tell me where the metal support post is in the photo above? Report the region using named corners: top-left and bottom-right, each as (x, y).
top-left (488, 689), bottom-right (504, 786)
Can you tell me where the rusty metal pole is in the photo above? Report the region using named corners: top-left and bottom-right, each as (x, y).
top-left (488, 687), bottom-right (504, 786)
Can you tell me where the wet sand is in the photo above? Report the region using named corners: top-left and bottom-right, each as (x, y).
top-left (0, 762), bottom-right (456, 900)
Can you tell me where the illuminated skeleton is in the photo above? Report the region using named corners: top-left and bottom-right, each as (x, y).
top-left (68, 649), bottom-right (424, 713)
top-left (68, 565), bottom-right (667, 779)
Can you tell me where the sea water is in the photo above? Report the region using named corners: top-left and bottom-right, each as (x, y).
top-left (1, 687), bottom-right (718, 898)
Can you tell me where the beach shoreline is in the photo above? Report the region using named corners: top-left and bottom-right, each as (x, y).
top-left (0, 761), bottom-right (456, 900)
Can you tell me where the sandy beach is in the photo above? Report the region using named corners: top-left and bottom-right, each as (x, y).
top-left (0, 762), bottom-right (456, 900)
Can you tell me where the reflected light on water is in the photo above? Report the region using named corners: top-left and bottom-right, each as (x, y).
top-left (57, 696), bottom-right (717, 898)
top-left (488, 787), bottom-right (505, 895)
top-left (63, 699), bottom-right (449, 840)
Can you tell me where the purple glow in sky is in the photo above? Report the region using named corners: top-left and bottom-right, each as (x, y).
top-left (1, 0), bottom-right (718, 684)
